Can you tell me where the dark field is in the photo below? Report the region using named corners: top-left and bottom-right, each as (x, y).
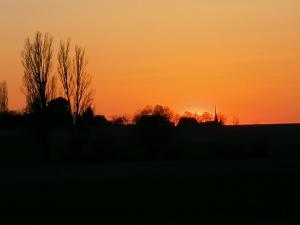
top-left (1, 124), bottom-right (300, 162)
top-left (1, 124), bottom-right (300, 224)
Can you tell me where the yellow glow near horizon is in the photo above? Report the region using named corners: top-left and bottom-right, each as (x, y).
top-left (0, 0), bottom-right (300, 124)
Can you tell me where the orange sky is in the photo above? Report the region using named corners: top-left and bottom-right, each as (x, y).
top-left (0, 0), bottom-right (300, 124)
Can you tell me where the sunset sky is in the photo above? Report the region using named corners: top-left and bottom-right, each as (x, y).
top-left (0, 0), bottom-right (300, 124)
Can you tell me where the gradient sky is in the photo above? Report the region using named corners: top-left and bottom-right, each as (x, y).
top-left (0, 0), bottom-right (300, 124)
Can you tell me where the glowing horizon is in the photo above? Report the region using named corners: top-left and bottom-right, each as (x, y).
top-left (0, 0), bottom-right (300, 124)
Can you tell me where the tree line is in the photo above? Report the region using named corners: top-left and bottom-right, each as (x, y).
top-left (0, 31), bottom-right (236, 126)
top-left (20, 31), bottom-right (93, 124)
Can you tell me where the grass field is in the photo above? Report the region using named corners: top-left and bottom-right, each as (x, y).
top-left (1, 159), bottom-right (300, 224)
top-left (0, 124), bottom-right (300, 224)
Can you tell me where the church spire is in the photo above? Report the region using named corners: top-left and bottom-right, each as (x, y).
top-left (214, 106), bottom-right (218, 123)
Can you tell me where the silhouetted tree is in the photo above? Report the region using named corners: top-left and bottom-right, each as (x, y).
top-left (57, 39), bottom-right (73, 112)
top-left (200, 112), bottom-right (213, 123)
top-left (21, 31), bottom-right (53, 113)
top-left (183, 111), bottom-right (195, 118)
top-left (46, 97), bottom-right (72, 126)
top-left (0, 81), bottom-right (8, 113)
top-left (177, 117), bottom-right (198, 128)
top-left (111, 115), bottom-right (129, 125)
top-left (136, 114), bottom-right (172, 127)
top-left (82, 106), bottom-right (94, 118)
top-left (183, 111), bottom-right (202, 122)
top-left (73, 46), bottom-right (93, 122)
top-left (47, 76), bottom-right (57, 101)
top-left (78, 106), bottom-right (94, 126)
top-left (133, 105), bottom-right (173, 124)
top-left (135, 114), bottom-right (174, 160)
top-left (134, 105), bottom-right (174, 160)
top-left (153, 105), bottom-right (173, 121)
top-left (217, 113), bottom-right (227, 125)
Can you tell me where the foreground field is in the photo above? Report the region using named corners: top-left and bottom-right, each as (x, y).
top-left (1, 124), bottom-right (300, 224)
top-left (1, 159), bottom-right (300, 224)
top-left (1, 124), bottom-right (300, 163)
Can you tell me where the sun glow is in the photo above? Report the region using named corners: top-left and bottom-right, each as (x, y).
top-left (0, 1), bottom-right (300, 124)
top-left (181, 106), bottom-right (212, 116)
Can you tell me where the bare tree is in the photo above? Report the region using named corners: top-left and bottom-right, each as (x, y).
top-left (73, 46), bottom-right (93, 121)
top-left (21, 31), bottom-right (53, 113)
top-left (47, 76), bottom-right (57, 101)
top-left (0, 81), bottom-right (8, 112)
top-left (57, 39), bottom-right (73, 111)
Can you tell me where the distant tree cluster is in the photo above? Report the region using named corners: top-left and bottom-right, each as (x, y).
top-left (21, 31), bottom-right (93, 124)
top-left (110, 115), bottom-right (130, 125)
top-left (133, 105), bottom-right (174, 124)
top-left (180, 111), bottom-right (226, 124)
